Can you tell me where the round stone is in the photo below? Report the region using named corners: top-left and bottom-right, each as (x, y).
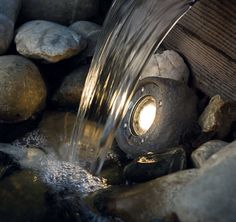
top-left (0, 55), bottom-right (46, 122)
top-left (15, 20), bottom-right (87, 63)
top-left (141, 50), bottom-right (190, 83)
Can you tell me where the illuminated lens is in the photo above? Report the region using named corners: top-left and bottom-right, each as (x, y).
top-left (131, 96), bottom-right (157, 136)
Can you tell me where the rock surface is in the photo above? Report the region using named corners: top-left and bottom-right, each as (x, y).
top-left (21, 0), bottom-right (99, 25)
top-left (70, 21), bottom-right (102, 57)
top-left (0, 170), bottom-right (48, 222)
top-left (175, 141), bottom-right (236, 222)
top-left (0, 143), bottom-right (107, 195)
top-left (15, 20), bottom-right (87, 63)
top-left (141, 50), bottom-right (189, 83)
top-left (0, 0), bottom-right (22, 22)
top-left (124, 147), bottom-right (186, 183)
top-left (88, 169), bottom-right (198, 222)
top-left (0, 0), bottom-right (21, 54)
top-left (0, 15), bottom-right (14, 55)
top-left (52, 66), bottom-right (89, 107)
top-left (198, 95), bottom-right (236, 138)
top-left (191, 140), bottom-right (228, 168)
top-left (0, 55), bottom-right (46, 122)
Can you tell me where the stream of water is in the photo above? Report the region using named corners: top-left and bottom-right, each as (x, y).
top-left (68, 0), bottom-right (198, 175)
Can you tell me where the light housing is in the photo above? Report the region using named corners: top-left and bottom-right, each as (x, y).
top-left (116, 77), bottom-right (197, 157)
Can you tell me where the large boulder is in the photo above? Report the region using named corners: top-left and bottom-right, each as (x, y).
top-left (15, 20), bottom-right (87, 63)
top-left (21, 0), bottom-right (99, 25)
top-left (87, 169), bottom-right (199, 222)
top-left (175, 141), bottom-right (236, 222)
top-left (0, 55), bottom-right (46, 122)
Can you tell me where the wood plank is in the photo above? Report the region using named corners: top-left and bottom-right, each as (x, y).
top-left (163, 0), bottom-right (236, 101)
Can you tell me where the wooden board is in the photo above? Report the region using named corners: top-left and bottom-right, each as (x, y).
top-left (163, 0), bottom-right (236, 101)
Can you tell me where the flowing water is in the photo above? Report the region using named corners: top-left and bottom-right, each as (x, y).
top-left (68, 0), bottom-right (198, 174)
top-left (0, 1), bottom-right (198, 221)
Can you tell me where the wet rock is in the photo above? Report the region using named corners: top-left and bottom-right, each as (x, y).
top-left (100, 163), bottom-right (124, 185)
top-left (21, 0), bottom-right (99, 25)
top-left (0, 0), bottom-right (21, 54)
top-left (0, 144), bottom-right (107, 195)
top-left (87, 169), bottom-right (198, 222)
top-left (37, 111), bottom-right (76, 158)
top-left (175, 141), bottom-right (236, 222)
top-left (14, 111), bottom-right (100, 162)
top-left (0, 55), bottom-right (46, 123)
top-left (191, 140), bottom-right (228, 168)
top-left (0, 167), bottom-right (84, 222)
top-left (141, 50), bottom-right (189, 83)
top-left (198, 95), bottom-right (236, 138)
top-left (15, 20), bottom-right (87, 63)
top-left (52, 66), bottom-right (89, 108)
top-left (0, 170), bottom-right (48, 222)
top-left (70, 21), bottom-right (102, 57)
top-left (124, 147), bottom-right (186, 183)
top-left (104, 140), bottom-right (129, 168)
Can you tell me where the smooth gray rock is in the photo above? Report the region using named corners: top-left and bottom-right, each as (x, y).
top-left (175, 141), bottom-right (236, 222)
top-left (0, 55), bottom-right (46, 122)
top-left (88, 169), bottom-right (199, 222)
top-left (15, 20), bottom-right (87, 63)
top-left (52, 65), bottom-right (89, 107)
top-left (124, 147), bottom-right (186, 183)
top-left (0, 0), bottom-right (21, 54)
top-left (70, 21), bottom-right (102, 57)
top-left (0, 15), bottom-right (14, 54)
top-left (191, 140), bottom-right (228, 168)
top-left (21, 0), bottom-right (99, 25)
top-left (141, 50), bottom-right (189, 83)
top-left (0, 0), bottom-right (22, 22)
